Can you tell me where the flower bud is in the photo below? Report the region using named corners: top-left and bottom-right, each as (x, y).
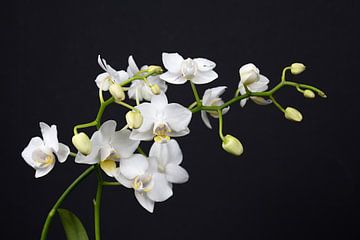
top-left (284, 107), bottom-right (303, 122)
top-left (150, 84), bottom-right (161, 95)
top-left (303, 89), bottom-right (315, 98)
top-left (147, 65), bottom-right (163, 74)
top-left (126, 111), bottom-right (143, 129)
top-left (291, 63), bottom-right (306, 75)
top-left (222, 134), bottom-right (244, 156)
top-left (72, 132), bottom-right (92, 155)
top-left (318, 90), bottom-right (327, 98)
top-left (109, 84), bottom-right (125, 103)
top-left (239, 63), bottom-right (260, 85)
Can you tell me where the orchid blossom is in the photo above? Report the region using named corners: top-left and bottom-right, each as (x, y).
top-left (21, 122), bottom-right (69, 178)
top-left (160, 52), bottom-right (218, 85)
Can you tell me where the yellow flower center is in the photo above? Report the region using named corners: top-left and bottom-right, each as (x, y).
top-left (153, 122), bottom-right (171, 143)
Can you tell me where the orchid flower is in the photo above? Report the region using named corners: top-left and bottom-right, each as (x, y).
top-left (95, 55), bottom-right (129, 91)
top-left (238, 63), bottom-right (272, 107)
top-left (127, 55), bottom-right (168, 101)
top-left (129, 93), bottom-right (192, 142)
top-left (114, 139), bottom-right (188, 213)
top-left (75, 120), bottom-right (140, 177)
top-left (160, 52), bottom-right (218, 85)
top-left (201, 86), bottom-right (230, 129)
top-left (21, 122), bottom-right (70, 178)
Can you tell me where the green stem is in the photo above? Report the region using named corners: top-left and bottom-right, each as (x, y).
top-left (218, 109), bottom-right (225, 140)
top-left (116, 101), bottom-right (137, 111)
top-left (190, 81), bottom-right (201, 105)
top-left (40, 166), bottom-right (95, 240)
top-left (102, 181), bottom-right (121, 186)
top-left (269, 95), bottom-right (285, 112)
top-left (188, 101), bottom-right (198, 110)
top-left (281, 66), bottom-right (291, 81)
top-left (94, 165), bottom-right (103, 240)
top-left (191, 80), bottom-right (325, 113)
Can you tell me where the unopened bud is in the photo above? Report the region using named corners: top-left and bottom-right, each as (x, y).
top-left (291, 63), bottom-right (306, 75)
top-left (109, 84), bottom-right (125, 103)
top-left (72, 132), bottom-right (92, 155)
top-left (147, 65), bottom-right (163, 74)
top-left (126, 111), bottom-right (143, 129)
top-left (222, 134), bottom-right (244, 156)
top-left (318, 90), bottom-right (327, 98)
top-left (150, 84), bottom-right (161, 95)
top-left (303, 89), bottom-right (315, 98)
top-left (284, 107), bottom-right (303, 122)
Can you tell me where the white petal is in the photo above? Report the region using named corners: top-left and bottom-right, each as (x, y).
top-left (251, 96), bottom-right (272, 105)
top-left (35, 162), bottom-right (55, 178)
top-left (147, 173), bottom-right (173, 202)
top-left (114, 168), bottom-right (132, 188)
top-left (201, 111), bottom-right (212, 129)
top-left (168, 128), bottom-right (190, 137)
top-left (160, 72), bottom-right (186, 85)
top-left (22, 137), bottom-right (44, 168)
top-left (202, 86), bottom-right (227, 106)
top-left (240, 98), bottom-right (248, 107)
top-left (55, 143), bottom-right (70, 163)
top-left (127, 55), bottom-right (140, 76)
top-left (151, 93), bottom-right (168, 110)
top-left (95, 72), bottom-right (112, 91)
top-left (39, 122), bottom-right (59, 152)
top-left (99, 120), bottom-right (116, 142)
top-left (163, 104), bottom-right (192, 132)
top-left (194, 58), bottom-right (216, 71)
top-left (162, 52), bottom-right (184, 73)
top-left (112, 129), bottom-right (140, 158)
top-left (148, 76), bottom-right (168, 93)
top-left (135, 191), bottom-right (154, 213)
top-left (165, 164), bottom-right (189, 183)
top-left (149, 139), bottom-right (183, 165)
top-left (222, 106), bottom-right (230, 115)
top-left (75, 145), bottom-right (100, 164)
top-left (127, 80), bottom-right (143, 101)
top-left (120, 154), bottom-right (148, 179)
top-left (191, 70), bottom-right (218, 84)
top-left (130, 129), bottom-right (154, 141)
top-left (114, 70), bottom-right (129, 84)
top-left (135, 103), bottom-right (156, 133)
top-left (100, 144), bottom-right (112, 161)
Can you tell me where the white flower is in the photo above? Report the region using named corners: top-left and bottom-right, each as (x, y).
top-left (75, 120), bottom-right (140, 177)
top-left (127, 55), bottom-right (167, 101)
top-left (130, 93), bottom-right (192, 143)
top-left (160, 52), bottom-right (218, 85)
top-left (238, 63), bottom-right (272, 107)
top-left (201, 86), bottom-right (230, 129)
top-left (95, 55), bottom-right (129, 91)
top-left (115, 139), bottom-right (188, 213)
top-left (21, 122), bottom-right (70, 178)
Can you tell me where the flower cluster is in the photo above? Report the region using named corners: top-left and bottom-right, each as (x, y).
top-left (22, 52), bottom-right (325, 216)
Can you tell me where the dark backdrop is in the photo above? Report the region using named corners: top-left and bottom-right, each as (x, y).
top-left (3, 0), bottom-right (360, 239)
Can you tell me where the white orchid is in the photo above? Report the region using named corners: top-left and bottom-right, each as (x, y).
top-left (160, 52), bottom-right (218, 85)
top-left (95, 55), bottom-right (129, 91)
top-left (75, 120), bottom-right (140, 177)
top-left (130, 93), bottom-right (192, 143)
top-left (21, 122), bottom-right (70, 178)
top-left (115, 139), bottom-right (188, 213)
top-left (201, 86), bottom-right (230, 129)
top-left (127, 55), bottom-right (167, 101)
top-left (238, 63), bottom-right (272, 107)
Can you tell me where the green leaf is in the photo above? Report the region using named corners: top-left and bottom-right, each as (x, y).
top-left (58, 208), bottom-right (89, 240)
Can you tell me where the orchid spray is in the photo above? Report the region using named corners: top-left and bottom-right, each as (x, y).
top-left (21, 53), bottom-right (326, 240)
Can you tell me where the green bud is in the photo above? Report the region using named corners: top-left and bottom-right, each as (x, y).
top-left (72, 132), bottom-right (92, 155)
top-left (291, 63), bottom-right (306, 75)
top-left (150, 84), bottom-right (161, 95)
top-left (284, 107), bottom-right (303, 122)
top-left (222, 134), bottom-right (244, 156)
top-left (303, 89), bottom-right (315, 98)
top-left (126, 111), bottom-right (143, 129)
top-left (147, 65), bottom-right (163, 74)
top-left (109, 84), bottom-right (125, 103)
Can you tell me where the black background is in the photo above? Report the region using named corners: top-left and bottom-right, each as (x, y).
top-left (3, 0), bottom-right (360, 239)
